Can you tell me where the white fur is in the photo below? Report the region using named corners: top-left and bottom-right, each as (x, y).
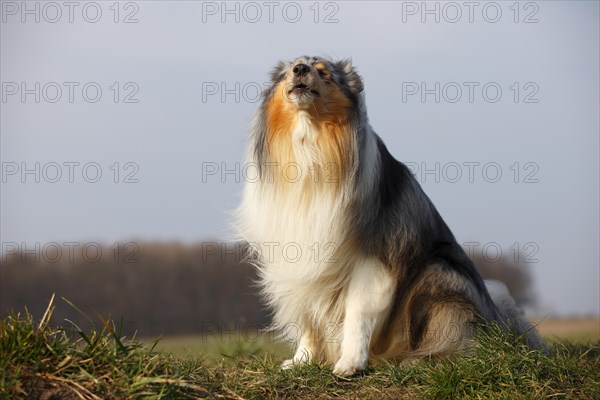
top-left (333, 260), bottom-right (394, 375)
top-left (237, 111), bottom-right (386, 375)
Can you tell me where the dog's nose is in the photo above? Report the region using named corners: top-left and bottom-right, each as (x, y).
top-left (293, 63), bottom-right (310, 77)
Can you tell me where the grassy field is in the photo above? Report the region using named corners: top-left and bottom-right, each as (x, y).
top-left (1, 300), bottom-right (599, 399)
top-left (151, 317), bottom-right (600, 360)
top-left (535, 317), bottom-right (600, 343)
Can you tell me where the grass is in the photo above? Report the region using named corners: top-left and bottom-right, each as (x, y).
top-left (148, 333), bottom-right (290, 364)
top-left (1, 298), bottom-right (599, 399)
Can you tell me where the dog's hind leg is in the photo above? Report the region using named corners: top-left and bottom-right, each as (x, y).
top-left (407, 295), bottom-right (476, 359)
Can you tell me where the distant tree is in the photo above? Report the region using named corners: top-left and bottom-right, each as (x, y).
top-left (0, 241), bottom-right (269, 337)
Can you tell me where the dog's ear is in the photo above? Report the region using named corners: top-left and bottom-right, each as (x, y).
top-left (335, 59), bottom-right (364, 94)
top-left (270, 60), bottom-right (292, 83)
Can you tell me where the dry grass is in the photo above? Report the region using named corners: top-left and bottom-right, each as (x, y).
top-left (2, 299), bottom-right (599, 399)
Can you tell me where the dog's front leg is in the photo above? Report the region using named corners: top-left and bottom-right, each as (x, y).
top-left (281, 326), bottom-right (317, 369)
top-left (333, 261), bottom-right (394, 376)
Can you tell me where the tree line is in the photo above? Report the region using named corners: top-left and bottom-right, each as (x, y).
top-left (0, 241), bottom-right (535, 337)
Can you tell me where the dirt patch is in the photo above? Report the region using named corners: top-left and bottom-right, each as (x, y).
top-left (21, 374), bottom-right (88, 400)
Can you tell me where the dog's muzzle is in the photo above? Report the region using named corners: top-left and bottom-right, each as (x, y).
top-left (288, 65), bottom-right (320, 98)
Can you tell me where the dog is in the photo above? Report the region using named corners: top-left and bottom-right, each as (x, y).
top-left (236, 56), bottom-right (543, 376)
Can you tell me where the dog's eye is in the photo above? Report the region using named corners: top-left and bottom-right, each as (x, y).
top-left (316, 68), bottom-right (332, 81)
top-left (313, 62), bottom-right (331, 80)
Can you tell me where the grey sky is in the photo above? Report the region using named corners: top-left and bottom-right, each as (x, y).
top-left (1, 1), bottom-right (598, 316)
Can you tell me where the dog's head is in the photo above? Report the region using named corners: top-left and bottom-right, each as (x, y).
top-left (254, 57), bottom-right (366, 182)
top-left (267, 56), bottom-right (364, 112)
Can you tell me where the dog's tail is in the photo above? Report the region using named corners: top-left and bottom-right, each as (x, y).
top-left (484, 280), bottom-right (546, 351)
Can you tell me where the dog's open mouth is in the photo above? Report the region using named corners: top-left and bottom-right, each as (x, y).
top-left (289, 82), bottom-right (319, 96)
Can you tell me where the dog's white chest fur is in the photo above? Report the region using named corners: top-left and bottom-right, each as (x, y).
top-left (238, 110), bottom-right (395, 375)
top-left (291, 111), bottom-right (317, 144)
top-left (241, 112), bottom-right (345, 274)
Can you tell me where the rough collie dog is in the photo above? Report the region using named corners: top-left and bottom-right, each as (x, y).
top-left (236, 56), bottom-right (543, 376)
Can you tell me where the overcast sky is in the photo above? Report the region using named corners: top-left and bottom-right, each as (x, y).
top-left (1, 1), bottom-right (598, 316)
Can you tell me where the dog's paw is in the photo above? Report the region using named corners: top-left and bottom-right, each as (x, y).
top-left (281, 359), bottom-right (295, 370)
top-left (332, 357), bottom-right (367, 377)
